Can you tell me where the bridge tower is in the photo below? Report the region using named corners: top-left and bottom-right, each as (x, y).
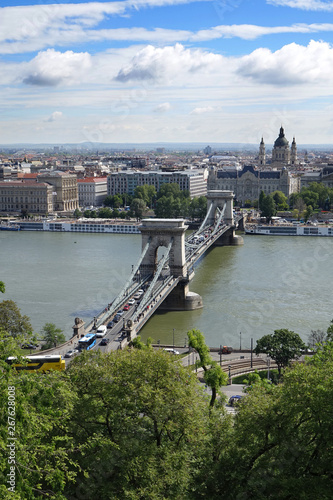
top-left (206, 190), bottom-right (243, 246)
top-left (140, 219), bottom-right (202, 311)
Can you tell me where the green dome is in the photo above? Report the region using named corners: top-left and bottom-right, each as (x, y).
top-left (274, 126), bottom-right (289, 147)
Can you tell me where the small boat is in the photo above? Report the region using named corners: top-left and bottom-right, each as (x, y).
top-left (0, 223), bottom-right (20, 231)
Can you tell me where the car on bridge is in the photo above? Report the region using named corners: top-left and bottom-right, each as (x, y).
top-left (128, 299), bottom-right (135, 305)
top-left (64, 349), bottom-right (78, 358)
top-left (107, 321), bottom-right (114, 329)
top-left (100, 338), bottom-right (110, 346)
top-left (123, 304), bottom-right (130, 311)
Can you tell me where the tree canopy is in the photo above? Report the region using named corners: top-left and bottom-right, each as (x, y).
top-left (254, 328), bottom-right (306, 377)
top-left (0, 300), bottom-right (32, 338)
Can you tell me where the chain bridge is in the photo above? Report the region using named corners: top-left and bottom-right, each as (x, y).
top-left (75, 191), bottom-right (244, 345)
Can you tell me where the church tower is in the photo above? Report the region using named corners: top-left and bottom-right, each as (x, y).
top-left (259, 137), bottom-right (266, 166)
top-left (291, 136), bottom-right (297, 165)
top-left (272, 126), bottom-right (291, 167)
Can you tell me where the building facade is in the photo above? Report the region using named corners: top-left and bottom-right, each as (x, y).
top-left (300, 165), bottom-right (333, 189)
top-left (37, 171), bottom-right (78, 212)
top-left (208, 165), bottom-right (299, 204)
top-left (0, 180), bottom-right (53, 213)
top-left (108, 170), bottom-right (207, 198)
top-left (77, 177), bottom-right (108, 208)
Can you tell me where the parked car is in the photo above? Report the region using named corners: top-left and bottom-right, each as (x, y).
top-left (228, 395), bottom-right (243, 407)
top-left (21, 343), bottom-right (38, 349)
top-left (100, 338), bottom-right (110, 346)
top-left (163, 348), bottom-right (180, 355)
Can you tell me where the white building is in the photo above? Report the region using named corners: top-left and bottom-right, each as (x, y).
top-left (107, 170), bottom-right (207, 198)
top-left (77, 177), bottom-right (108, 208)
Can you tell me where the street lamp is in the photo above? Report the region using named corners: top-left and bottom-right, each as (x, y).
top-left (267, 356), bottom-right (271, 380)
top-left (54, 334), bottom-right (57, 348)
top-left (228, 365), bottom-right (231, 384)
top-left (239, 332), bottom-right (242, 351)
top-left (173, 328), bottom-right (175, 350)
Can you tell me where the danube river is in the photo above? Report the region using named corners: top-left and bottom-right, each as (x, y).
top-left (1, 229), bottom-right (332, 348)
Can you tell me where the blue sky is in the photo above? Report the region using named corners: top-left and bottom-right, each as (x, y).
top-left (1, 0), bottom-right (333, 145)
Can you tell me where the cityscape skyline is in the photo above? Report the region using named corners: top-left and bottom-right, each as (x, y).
top-left (1, 0), bottom-right (333, 145)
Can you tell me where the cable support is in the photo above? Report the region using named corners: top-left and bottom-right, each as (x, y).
top-left (136, 239), bottom-right (173, 316)
top-left (212, 203), bottom-right (226, 234)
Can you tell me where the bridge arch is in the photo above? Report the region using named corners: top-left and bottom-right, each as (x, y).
top-left (206, 190), bottom-right (234, 226)
top-left (139, 219), bottom-right (188, 278)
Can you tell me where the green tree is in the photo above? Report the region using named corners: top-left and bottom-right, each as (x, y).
top-left (272, 190), bottom-right (289, 211)
top-left (67, 348), bottom-right (209, 499)
top-left (259, 190), bottom-right (266, 211)
top-left (304, 204), bottom-right (313, 221)
top-left (0, 368), bottom-right (79, 499)
top-left (0, 300), bottom-right (32, 338)
top-left (254, 328), bottom-right (306, 377)
top-left (73, 208), bottom-right (82, 218)
top-left (261, 194), bottom-right (277, 222)
top-left (0, 281), bottom-right (4, 293)
top-left (187, 329), bottom-right (227, 407)
top-left (97, 207), bottom-right (113, 218)
top-left (130, 198), bottom-right (146, 219)
top-left (40, 323), bottom-right (66, 349)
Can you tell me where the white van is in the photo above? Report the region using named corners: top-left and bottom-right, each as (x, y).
top-left (96, 325), bottom-right (107, 337)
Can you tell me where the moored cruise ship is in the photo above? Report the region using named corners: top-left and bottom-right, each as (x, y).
top-left (17, 218), bottom-right (140, 234)
top-left (245, 223), bottom-right (333, 237)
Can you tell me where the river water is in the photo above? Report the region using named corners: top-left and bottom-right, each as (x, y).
top-left (1, 230), bottom-right (332, 348)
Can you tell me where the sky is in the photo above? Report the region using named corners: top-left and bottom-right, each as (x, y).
top-left (1, 0), bottom-right (333, 146)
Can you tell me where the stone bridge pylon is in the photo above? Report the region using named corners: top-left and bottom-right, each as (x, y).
top-left (139, 219), bottom-right (202, 311)
top-left (206, 190), bottom-right (243, 246)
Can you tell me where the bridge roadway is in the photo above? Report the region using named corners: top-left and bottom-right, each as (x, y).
top-left (88, 220), bottom-right (238, 348)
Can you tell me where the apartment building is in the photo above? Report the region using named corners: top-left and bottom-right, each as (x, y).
top-left (107, 170), bottom-right (207, 198)
top-left (77, 177), bottom-right (108, 207)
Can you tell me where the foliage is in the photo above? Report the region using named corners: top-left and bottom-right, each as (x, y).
top-left (130, 335), bottom-right (153, 349)
top-left (40, 323), bottom-right (66, 349)
top-left (155, 183), bottom-right (191, 218)
top-left (66, 348), bottom-right (210, 499)
top-left (272, 190), bottom-right (289, 211)
top-left (0, 300), bottom-right (33, 338)
top-left (242, 370), bottom-right (273, 392)
top-left (259, 192), bottom-right (277, 221)
top-left (0, 281), bottom-right (5, 293)
top-left (134, 185), bottom-right (156, 208)
top-left (189, 196), bottom-right (207, 219)
top-left (0, 368), bottom-right (79, 499)
top-left (73, 208), bottom-right (81, 218)
top-left (130, 197), bottom-right (146, 219)
top-left (187, 329), bottom-right (228, 407)
top-left (254, 328), bottom-right (306, 377)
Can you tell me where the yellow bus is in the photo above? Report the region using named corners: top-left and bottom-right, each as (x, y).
top-left (6, 355), bottom-right (66, 372)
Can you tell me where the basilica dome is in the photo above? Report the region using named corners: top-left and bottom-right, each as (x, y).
top-left (274, 126), bottom-right (289, 147)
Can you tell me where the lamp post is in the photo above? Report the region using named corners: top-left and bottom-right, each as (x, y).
top-left (173, 328), bottom-right (175, 350)
top-left (54, 334), bottom-right (57, 348)
top-left (267, 356), bottom-right (270, 380)
top-left (239, 332), bottom-right (242, 351)
top-left (228, 365), bottom-right (231, 385)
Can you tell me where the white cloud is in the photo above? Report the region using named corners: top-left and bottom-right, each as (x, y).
top-left (45, 111), bottom-right (63, 122)
top-left (0, 0), bottom-right (210, 54)
top-left (153, 102), bottom-right (171, 112)
top-left (22, 49), bottom-right (92, 86)
top-left (237, 40), bottom-right (333, 85)
top-left (190, 106), bottom-right (214, 114)
top-left (267, 0), bottom-right (333, 11)
top-left (115, 43), bottom-right (223, 82)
